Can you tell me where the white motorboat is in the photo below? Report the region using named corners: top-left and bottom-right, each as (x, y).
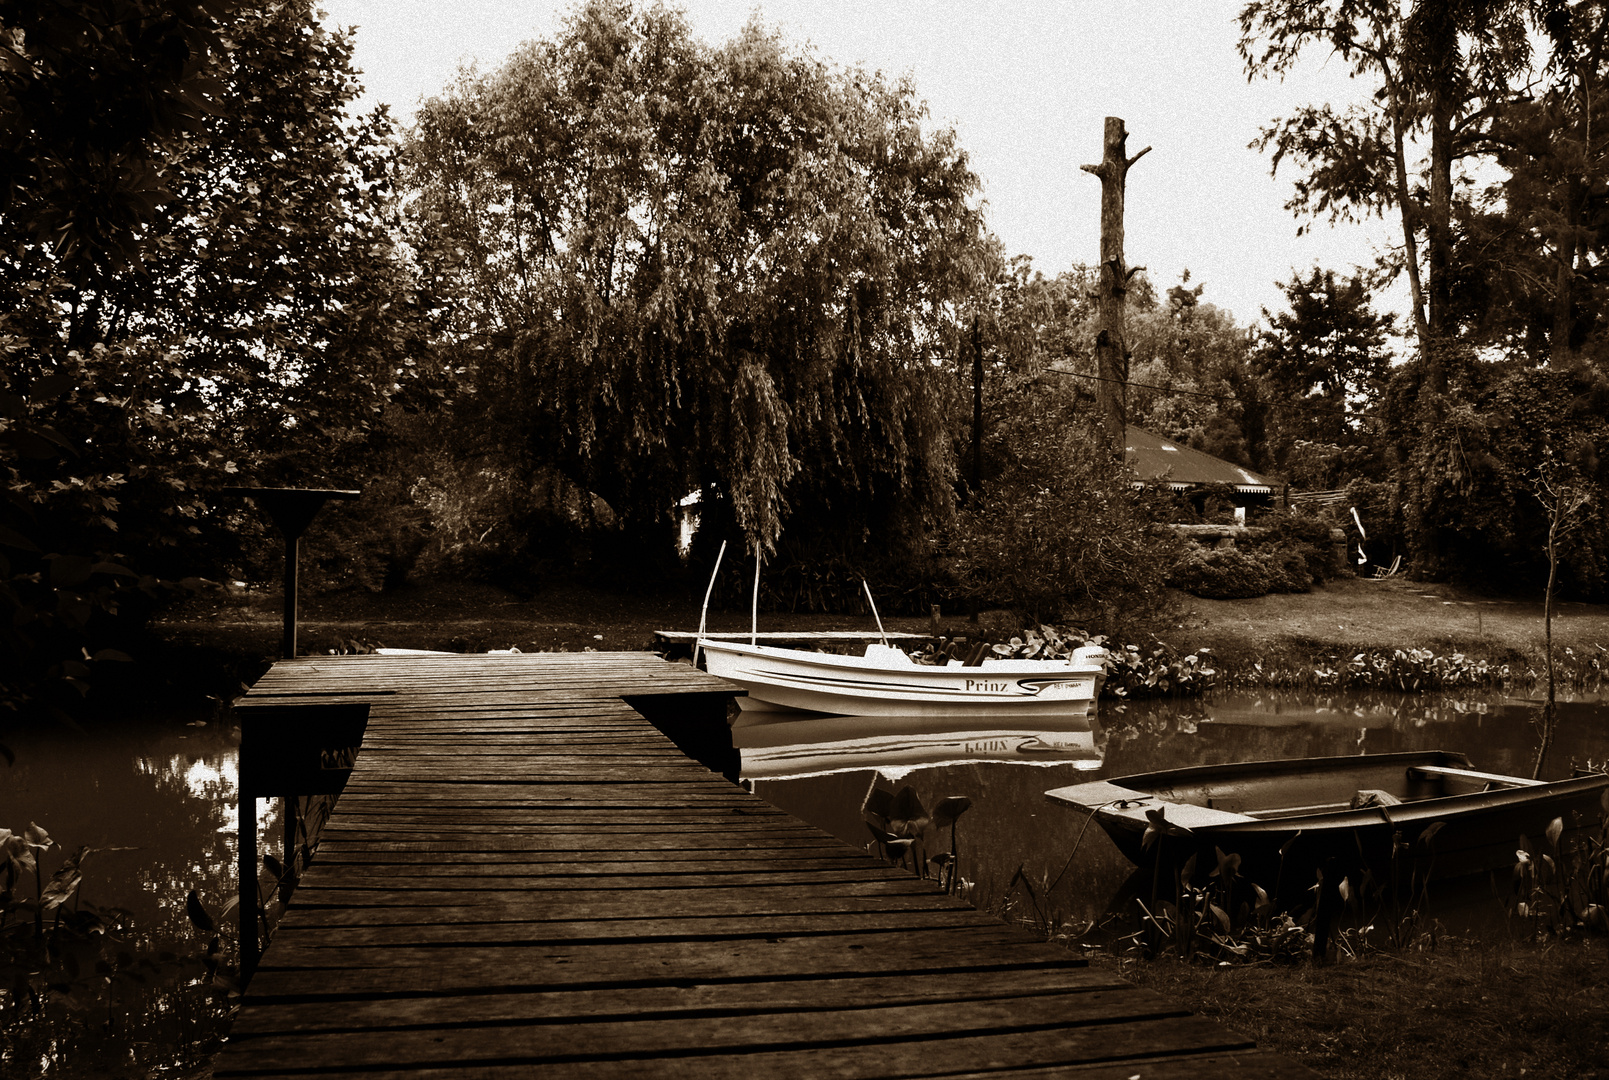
top-left (699, 639), bottom-right (1106, 719)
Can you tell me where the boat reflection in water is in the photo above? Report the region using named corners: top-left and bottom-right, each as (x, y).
top-left (732, 710), bottom-right (1102, 780)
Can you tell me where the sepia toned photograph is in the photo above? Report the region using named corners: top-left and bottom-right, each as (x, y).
top-left (3, 2), bottom-right (1607, 1077)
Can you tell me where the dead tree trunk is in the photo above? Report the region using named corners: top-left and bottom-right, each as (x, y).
top-left (1081, 117), bottom-right (1149, 461)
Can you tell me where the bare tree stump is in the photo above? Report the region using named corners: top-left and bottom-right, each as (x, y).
top-left (1081, 117), bottom-right (1149, 460)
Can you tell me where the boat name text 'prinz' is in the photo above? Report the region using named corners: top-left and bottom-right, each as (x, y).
top-left (964, 678), bottom-right (1010, 692)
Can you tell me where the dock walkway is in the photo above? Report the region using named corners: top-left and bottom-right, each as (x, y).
top-left (214, 652), bottom-right (1312, 1078)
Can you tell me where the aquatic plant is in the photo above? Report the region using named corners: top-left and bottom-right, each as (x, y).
top-left (1506, 792), bottom-right (1609, 939)
top-left (0, 823), bottom-right (225, 1076)
top-left (1228, 643), bottom-right (1608, 693)
top-left (860, 782), bottom-right (972, 894)
top-left (922, 626), bottom-right (1220, 699)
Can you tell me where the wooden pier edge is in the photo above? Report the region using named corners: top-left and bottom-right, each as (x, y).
top-left (212, 651), bottom-right (1315, 1079)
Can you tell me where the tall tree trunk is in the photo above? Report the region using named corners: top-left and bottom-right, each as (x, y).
top-left (1081, 117), bottom-right (1149, 461)
top-left (1383, 67), bottom-right (1430, 349)
top-left (971, 314), bottom-right (983, 500)
top-left (1424, 99), bottom-right (1454, 395)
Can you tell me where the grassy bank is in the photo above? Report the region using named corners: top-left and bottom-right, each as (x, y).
top-left (1103, 939), bottom-right (1609, 1080)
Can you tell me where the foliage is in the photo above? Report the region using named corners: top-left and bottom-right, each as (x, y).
top-left (1127, 839), bottom-right (1306, 964)
top-left (0, 1), bottom-right (427, 713)
top-left (949, 626), bottom-right (1219, 699)
top-left (0, 822), bottom-right (224, 1076)
top-left (1253, 268), bottom-right (1392, 475)
top-left (860, 783), bottom-right (971, 893)
top-left (1167, 507), bottom-right (1356, 598)
top-left (403, 1), bottom-right (988, 567)
top-left (1507, 795), bottom-right (1609, 938)
top-left (1393, 361), bottom-right (1609, 594)
top-left (1167, 545), bottom-right (1280, 599)
top-left (1455, 1), bottom-right (1609, 364)
top-left (1240, 0), bottom-right (1537, 356)
top-left (946, 378), bottom-right (1180, 626)
top-left (1125, 273), bottom-right (1260, 464)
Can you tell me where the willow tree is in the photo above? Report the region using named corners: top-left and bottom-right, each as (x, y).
top-left (404, 2), bottom-right (989, 567)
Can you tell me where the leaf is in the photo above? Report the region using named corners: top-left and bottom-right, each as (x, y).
top-left (887, 785), bottom-right (930, 837)
top-left (46, 554), bottom-right (94, 587)
top-left (1418, 820), bottom-right (1446, 849)
top-left (929, 796), bottom-right (972, 831)
top-left (1546, 816), bottom-right (1565, 851)
top-left (0, 526), bottom-right (40, 552)
top-left (186, 890), bottom-right (216, 934)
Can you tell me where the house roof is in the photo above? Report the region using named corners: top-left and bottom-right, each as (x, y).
top-left (1125, 425), bottom-right (1282, 494)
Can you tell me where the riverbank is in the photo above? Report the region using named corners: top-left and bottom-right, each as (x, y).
top-left (145, 573), bottom-right (1609, 705)
top-left (158, 572), bottom-right (1609, 658)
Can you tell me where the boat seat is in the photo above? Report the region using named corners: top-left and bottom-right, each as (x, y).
top-left (1407, 765), bottom-right (1542, 789)
top-left (860, 643), bottom-right (915, 668)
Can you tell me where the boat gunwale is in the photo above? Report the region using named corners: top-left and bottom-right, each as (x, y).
top-left (697, 638), bottom-right (1105, 676)
top-left (1050, 750), bottom-right (1609, 837)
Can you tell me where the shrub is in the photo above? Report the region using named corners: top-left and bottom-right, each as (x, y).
top-left (1166, 545), bottom-right (1273, 599)
top-left (933, 625), bottom-right (1218, 699)
top-left (947, 399), bottom-right (1181, 627)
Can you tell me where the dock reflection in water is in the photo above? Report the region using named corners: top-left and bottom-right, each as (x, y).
top-left (745, 689), bottom-right (1609, 934)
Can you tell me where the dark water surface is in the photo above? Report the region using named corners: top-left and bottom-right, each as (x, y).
top-left (1, 715), bottom-right (276, 1078)
top-left (750, 689), bottom-right (1609, 933)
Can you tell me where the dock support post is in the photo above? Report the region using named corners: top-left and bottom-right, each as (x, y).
top-left (239, 793), bottom-right (258, 977)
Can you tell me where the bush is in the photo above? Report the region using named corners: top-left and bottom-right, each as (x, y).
top-left (1166, 546), bottom-right (1274, 599)
top-left (948, 408), bottom-right (1181, 627)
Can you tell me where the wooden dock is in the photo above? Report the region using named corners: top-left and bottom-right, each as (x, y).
top-left (213, 652), bottom-right (1313, 1078)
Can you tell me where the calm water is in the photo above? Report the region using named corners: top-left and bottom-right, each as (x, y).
top-left (0, 714), bottom-right (279, 1079)
top-left (749, 689), bottom-right (1609, 933)
top-left (3, 689), bottom-right (1604, 1075)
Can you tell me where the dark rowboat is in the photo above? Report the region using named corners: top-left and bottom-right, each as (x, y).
top-left (1046, 750), bottom-right (1609, 900)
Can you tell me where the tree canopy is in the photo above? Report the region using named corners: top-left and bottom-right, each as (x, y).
top-left (1, 0), bottom-right (424, 711)
top-left (403, 1), bottom-right (990, 562)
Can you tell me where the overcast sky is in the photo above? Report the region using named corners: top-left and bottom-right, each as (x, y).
top-left (320, 0), bottom-right (1410, 330)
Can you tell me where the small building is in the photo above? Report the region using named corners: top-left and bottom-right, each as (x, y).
top-left (1125, 425), bottom-right (1286, 513)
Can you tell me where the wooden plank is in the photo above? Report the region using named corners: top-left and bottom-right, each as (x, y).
top-left (215, 1015), bottom-right (1258, 1079)
top-left (212, 651), bottom-right (1313, 1079)
top-left (224, 966), bottom-right (1131, 1030)
top-left (223, 988), bottom-right (1195, 1065)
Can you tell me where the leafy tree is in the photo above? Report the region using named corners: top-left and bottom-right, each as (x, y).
top-left (1, 1), bottom-right (424, 713)
top-left (1239, 0), bottom-right (1534, 386)
top-left (403, 2), bottom-right (989, 572)
top-left (946, 373), bottom-right (1178, 627)
top-left (1254, 267), bottom-right (1392, 479)
top-left (1383, 358), bottom-right (1609, 590)
top-left (1125, 273), bottom-right (1257, 462)
top-left (1456, 1), bottom-right (1609, 365)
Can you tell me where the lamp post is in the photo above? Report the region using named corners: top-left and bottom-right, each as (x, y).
top-left (219, 486), bottom-right (359, 976)
top-left (221, 487), bottom-right (360, 658)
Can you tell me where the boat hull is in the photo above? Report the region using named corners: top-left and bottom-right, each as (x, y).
top-left (700, 640), bottom-right (1101, 720)
top-left (1047, 751), bottom-right (1609, 901)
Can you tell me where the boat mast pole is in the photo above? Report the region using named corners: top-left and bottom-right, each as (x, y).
top-left (863, 580), bottom-right (889, 647)
top-left (693, 539), bottom-right (727, 670)
top-left (751, 549), bottom-right (761, 646)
